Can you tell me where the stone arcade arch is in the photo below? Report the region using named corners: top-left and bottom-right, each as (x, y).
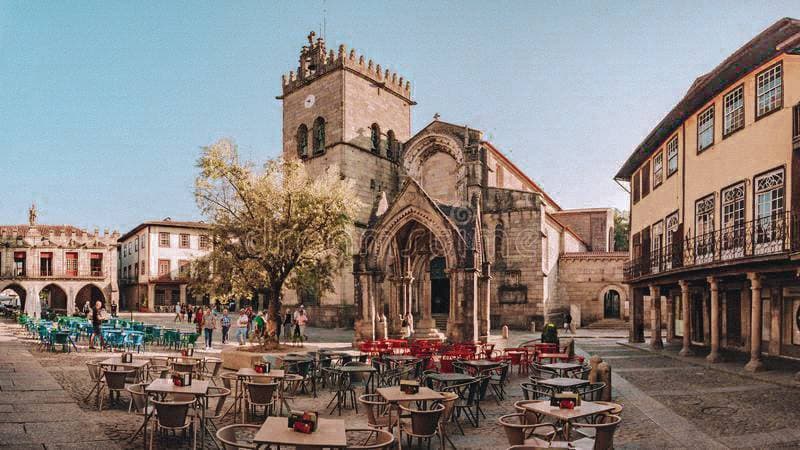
top-left (0, 283), bottom-right (26, 311)
top-left (598, 284), bottom-right (628, 320)
top-left (76, 284), bottom-right (106, 310)
top-left (40, 283), bottom-right (68, 314)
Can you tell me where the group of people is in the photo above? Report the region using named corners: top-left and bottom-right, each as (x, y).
top-left (235, 305), bottom-right (310, 346)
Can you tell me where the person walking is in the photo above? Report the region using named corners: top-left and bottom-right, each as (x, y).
top-left (202, 306), bottom-right (216, 350)
top-left (194, 306), bottom-right (204, 335)
top-left (400, 313), bottom-right (411, 339)
top-left (282, 311), bottom-right (293, 344)
top-left (110, 302), bottom-right (118, 318)
top-left (220, 308), bottom-right (231, 344)
top-left (89, 300), bottom-right (104, 350)
top-left (253, 311), bottom-right (266, 341)
top-left (564, 312), bottom-right (573, 334)
top-left (295, 307), bottom-right (309, 344)
top-left (186, 305), bottom-right (193, 323)
top-left (174, 303), bottom-right (182, 322)
top-left (245, 306), bottom-right (254, 337)
top-left (236, 309), bottom-right (249, 345)
top-left (82, 300), bottom-right (91, 315)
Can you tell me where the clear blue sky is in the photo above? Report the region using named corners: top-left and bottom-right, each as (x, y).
top-left (2, 1), bottom-right (799, 232)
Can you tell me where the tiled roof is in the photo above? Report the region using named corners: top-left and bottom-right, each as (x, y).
top-left (118, 220), bottom-right (210, 242)
top-left (0, 224), bottom-right (85, 235)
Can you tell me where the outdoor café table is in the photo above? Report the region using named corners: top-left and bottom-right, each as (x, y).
top-left (339, 363), bottom-right (377, 393)
top-left (385, 354), bottom-right (418, 367)
top-left (235, 368), bottom-right (286, 421)
top-left (543, 362), bottom-right (584, 377)
top-left (253, 416), bottom-right (347, 449)
top-left (425, 372), bottom-right (474, 389)
top-left (461, 359), bottom-right (502, 374)
top-left (538, 352), bottom-right (570, 363)
top-left (99, 357), bottom-right (150, 382)
top-left (537, 377), bottom-right (589, 393)
top-left (522, 399), bottom-right (614, 440)
top-left (143, 378), bottom-right (211, 449)
top-left (378, 386), bottom-right (444, 450)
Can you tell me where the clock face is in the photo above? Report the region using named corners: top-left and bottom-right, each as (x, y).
top-left (304, 94), bottom-right (315, 109)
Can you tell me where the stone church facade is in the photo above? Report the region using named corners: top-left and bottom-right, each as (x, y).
top-left (279, 33), bottom-right (626, 341)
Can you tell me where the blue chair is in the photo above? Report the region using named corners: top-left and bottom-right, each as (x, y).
top-left (124, 331), bottom-right (145, 353)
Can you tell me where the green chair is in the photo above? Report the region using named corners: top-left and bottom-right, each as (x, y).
top-left (180, 332), bottom-right (199, 350)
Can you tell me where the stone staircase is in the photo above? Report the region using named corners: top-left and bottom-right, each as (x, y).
top-left (585, 318), bottom-right (628, 330)
top-left (432, 314), bottom-right (448, 332)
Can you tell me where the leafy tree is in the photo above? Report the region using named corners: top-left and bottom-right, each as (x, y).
top-left (191, 139), bottom-right (361, 340)
top-left (613, 209), bottom-right (630, 251)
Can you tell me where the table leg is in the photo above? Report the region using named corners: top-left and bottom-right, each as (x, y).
top-left (142, 394), bottom-right (148, 449)
top-left (201, 395), bottom-right (207, 449)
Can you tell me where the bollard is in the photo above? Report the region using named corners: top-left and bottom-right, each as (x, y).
top-left (588, 355), bottom-right (603, 384)
top-left (530, 322), bottom-right (536, 333)
top-left (597, 362), bottom-right (612, 401)
top-left (502, 325), bottom-right (509, 339)
top-left (380, 314), bottom-right (388, 339)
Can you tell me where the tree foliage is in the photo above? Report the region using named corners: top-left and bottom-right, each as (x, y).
top-left (613, 209), bottom-right (630, 251)
top-left (190, 139), bottom-right (361, 333)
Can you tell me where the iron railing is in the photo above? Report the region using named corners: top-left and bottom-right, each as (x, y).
top-left (0, 267), bottom-right (105, 279)
top-left (624, 212), bottom-right (797, 281)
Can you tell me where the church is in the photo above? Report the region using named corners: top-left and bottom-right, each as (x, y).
top-left (279, 33), bottom-right (627, 342)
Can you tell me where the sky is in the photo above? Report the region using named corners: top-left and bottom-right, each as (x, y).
top-left (2, 1), bottom-right (800, 233)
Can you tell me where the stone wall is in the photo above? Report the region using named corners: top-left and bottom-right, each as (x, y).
top-left (551, 209), bottom-right (614, 252)
top-left (555, 252), bottom-right (628, 325)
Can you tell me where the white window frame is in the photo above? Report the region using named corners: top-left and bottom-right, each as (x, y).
top-left (720, 182), bottom-right (745, 259)
top-left (695, 195), bottom-right (715, 263)
top-left (666, 136), bottom-right (678, 176)
top-left (697, 106), bottom-right (714, 152)
top-left (723, 85), bottom-right (744, 136)
top-left (754, 168), bottom-right (785, 253)
top-left (756, 63), bottom-right (782, 118)
top-left (664, 211), bottom-right (679, 270)
top-left (653, 151), bottom-right (663, 187)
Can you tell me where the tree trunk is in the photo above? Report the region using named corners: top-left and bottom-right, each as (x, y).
top-left (267, 287), bottom-right (282, 339)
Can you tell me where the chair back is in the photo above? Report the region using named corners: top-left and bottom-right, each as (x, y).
top-left (438, 391), bottom-right (458, 425)
top-left (86, 361), bottom-right (103, 382)
top-left (520, 382), bottom-right (551, 400)
top-left (591, 414), bottom-right (621, 450)
top-left (171, 361), bottom-right (197, 374)
top-left (206, 386), bottom-right (232, 419)
top-left (498, 413), bottom-right (529, 445)
top-left (104, 369), bottom-right (134, 390)
top-left (400, 403), bottom-right (444, 437)
top-left (204, 358), bottom-right (223, 377)
top-left (151, 399), bottom-right (193, 429)
top-left (216, 424), bottom-right (260, 450)
top-left (579, 382), bottom-right (606, 401)
top-left (358, 394), bottom-right (388, 427)
top-left (126, 383), bottom-right (149, 414)
top-left (345, 428), bottom-right (395, 449)
top-left (245, 381), bottom-right (277, 404)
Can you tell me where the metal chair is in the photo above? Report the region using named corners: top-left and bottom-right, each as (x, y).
top-left (201, 357), bottom-right (223, 385)
top-left (437, 391), bottom-right (459, 449)
top-left (498, 413), bottom-right (559, 447)
top-left (358, 394), bottom-right (396, 431)
top-left (520, 382), bottom-right (553, 401)
top-left (125, 383), bottom-right (154, 442)
top-left (578, 382), bottom-right (606, 402)
top-left (100, 368), bottom-right (135, 411)
top-left (149, 399), bottom-right (196, 450)
top-left (571, 414), bottom-right (621, 450)
top-left (200, 386), bottom-right (231, 433)
top-left (216, 424), bottom-right (260, 450)
top-left (84, 361), bottom-right (105, 407)
top-left (345, 428), bottom-right (395, 450)
top-left (244, 381), bottom-right (277, 421)
top-left (399, 403), bottom-right (445, 450)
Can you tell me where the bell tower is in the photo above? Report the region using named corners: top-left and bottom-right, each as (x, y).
top-left (279, 32), bottom-right (415, 223)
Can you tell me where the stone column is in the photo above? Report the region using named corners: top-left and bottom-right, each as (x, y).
top-left (707, 276), bottom-right (721, 363)
top-left (146, 283), bottom-right (156, 312)
top-left (679, 280), bottom-right (693, 356)
top-left (745, 273), bottom-right (765, 372)
top-left (650, 285), bottom-right (663, 349)
top-left (179, 284), bottom-right (187, 306)
top-left (629, 286), bottom-right (644, 343)
top-left (666, 293), bottom-right (675, 342)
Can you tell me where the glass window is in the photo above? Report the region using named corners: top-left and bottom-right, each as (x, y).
top-left (158, 259), bottom-right (170, 276)
top-left (721, 183), bottom-right (745, 258)
top-left (159, 232), bottom-right (170, 248)
top-left (697, 106), bottom-right (714, 152)
top-left (296, 124), bottom-right (309, 157)
top-left (756, 64), bottom-right (782, 118)
top-left (179, 233), bottom-right (190, 249)
top-left (653, 151), bottom-right (663, 187)
top-left (723, 86), bottom-right (744, 135)
top-left (666, 136), bottom-right (678, 176)
top-left (651, 220), bottom-right (663, 272)
top-left (754, 168), bottom-right (785, 250)
top-left (665, 211), bottom-right (680, 269)
top-left (199, 234), bottom-right (210, 250)
top-left (312, 117), bottom-right (326, 154)
top-left (695, 195), bottom-right (715, 260)
top-left (370, 123), bottom-right (380, 153)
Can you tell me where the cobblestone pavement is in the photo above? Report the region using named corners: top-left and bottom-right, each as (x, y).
top-left (3, 319), bottom-right (800, 449)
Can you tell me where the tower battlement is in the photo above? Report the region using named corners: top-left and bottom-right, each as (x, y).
top-left (281, 32), bottom-right (412, 101)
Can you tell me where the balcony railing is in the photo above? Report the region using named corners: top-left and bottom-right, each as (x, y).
top-left (0, 267), bottom-right (106, 280)
top-left (118, 269), bottom-right (191, 285)
top-left (624, 212), bottom-right (797, 281)
top-left (793, 103), bottom-right (800, 150)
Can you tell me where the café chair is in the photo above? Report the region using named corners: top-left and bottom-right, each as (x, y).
top-left (437, 391), bottom-right (459, 449)
top-left (358, 394), bottom-right (396, 431)
top-left (520, 382), bottom-right (553, 401)
top-left (125, 383), bottom-right (154, 442)
top-left (570, 414), bottom-right (621, 450)
top-left (216, 424), bottom-right (260, 450)
top-left (201, 386), bottom-right (231, 433)
top-left (498, 413), bottom-right (559, 447)
top-left (244, 381), bottom-right (278, 421)
top-left (345, 428), bottom-right (395, 450)
top-left (84, 361), bottom-right (106, 407)
top-left (201, 357), bottom-right (223, 385)
top-left (100, 368), bottom-right (135, 411)
top-left (399, 403), bottom-right (445, 450)
top-left (148, 356), bottom-right (170, 381)
top-left (578, 382), bottom-right (606, 402)
top-left (149, 399), bottom-right (196, 450)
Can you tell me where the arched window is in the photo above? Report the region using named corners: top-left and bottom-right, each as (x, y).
top-left (296, 124), bottom-right (308, 158)
top-left (370, 123), bottom-right (381, 154)
top-left (386, 130), bottom-right (396, 160)
top-left (494, 222), bottom-right (505, 261)
top-left (312, 117), bottom-right (326, 154)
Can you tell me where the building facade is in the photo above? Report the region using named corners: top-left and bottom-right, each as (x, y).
top-left (118, 219), bottom-right (211, 312)
top-left (617, 18), bottom-right (800, 370)
top-left (279, 33), bottom-right (626, 340)
top-left (0, 205), bottom-right (119, 318)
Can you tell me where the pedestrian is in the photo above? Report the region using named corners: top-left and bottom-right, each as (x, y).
top-left (110, 302), bottom-right (118, 318)
top-left (400, 313), bottom-right (411, 339)
top-left (296, 307), bottom-right (309, 343)
top-left (406, 311), bottom-right (414, 335)
top-left (220, 308), bottom-right (231, 344)
top-left (82, 300), bottom-right (91, 315)
top-left (89, 300), bottom-right (104, 350)
top-left (194, 306), bottom-right (204, 334)
top-left (245, 306), bottom-right (254, 336)
top-left (202, 306), bottom-right (216, 350)
top-left (274, 310), bottom-right (282, 342)
top-left (253, 311), bottom-right (266, 340)
top-left (174, 303), bottom-right (182, 322)
top-left (236, 309), bottom-right (249, 345)
top-left (282, 310), bottom-right (293, 344)
top-left (564, 312), bottom-right (573, 333)
top-left (186, 305), bottom-right (193, 323)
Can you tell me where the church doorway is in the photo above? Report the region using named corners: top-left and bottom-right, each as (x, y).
top-left (430, 257), bottom-right (449, 315)
top-left (603, 290), bottom-right (621, 318)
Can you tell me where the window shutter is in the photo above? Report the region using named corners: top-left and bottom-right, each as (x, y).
top-left (672, 223), bottom-right (684, 268)
top-left (641, 161), bottom-right (651, 198)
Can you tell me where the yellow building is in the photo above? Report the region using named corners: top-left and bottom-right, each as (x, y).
top-left (615, 18), bottom-right (800, 370)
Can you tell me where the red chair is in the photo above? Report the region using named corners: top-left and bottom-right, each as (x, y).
top-left (502, 348), bottom-right (529, 375)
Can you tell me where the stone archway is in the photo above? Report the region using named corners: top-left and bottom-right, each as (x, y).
top-left (598, 284), bottom-right (628, 320)
top-left (40, 283), bottom-right (68, 314)
top-left (76, 284), bottom-right (106, 311)
top-left (0, 283), bottom-right (26, 311)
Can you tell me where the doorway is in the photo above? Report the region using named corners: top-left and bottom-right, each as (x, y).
top-left (430, 257), bottom-right (449, 315)
top-left (604, 290), bottom-right (621, 318)
top-left (725, 290), bottom-right (742, 347)
top-left (691, 291), bottom-right (705, 342)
